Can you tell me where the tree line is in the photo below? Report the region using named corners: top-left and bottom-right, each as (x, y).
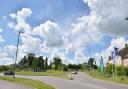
top-left (0, 54), bottom-right (98, 72)
top-left (17, 53), bottom-right (63, 72)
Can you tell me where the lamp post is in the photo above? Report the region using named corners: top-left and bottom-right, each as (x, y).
top-left (126, 17), bottom-right (128, 20)
top-left (13, 31), bottom-right (23, 78)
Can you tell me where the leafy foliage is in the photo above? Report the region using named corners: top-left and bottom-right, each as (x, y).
top-left (0, 66), bottom-right (9, 72)
top-left (53, 57), bottom-right (62, 70)
top-left (68, 64), bottom-right (82, 70)
top-left (105, 64), bottom-right (128, 76)
top-left (88, 58), bottom-right (98, 70)
top-left (18, 53), bottom-right (49, 72)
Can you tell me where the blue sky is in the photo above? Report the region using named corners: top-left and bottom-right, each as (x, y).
top-left (0, 0), bottom-right (128, 65)
top-left (0, 0), bottom-right (89, 45)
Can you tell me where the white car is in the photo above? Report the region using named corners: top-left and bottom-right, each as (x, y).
top-left (72, 71), bottom-right (78, 74)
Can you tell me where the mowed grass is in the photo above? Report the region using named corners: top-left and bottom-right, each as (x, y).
top-left (86, 70), bottom-right (128, 85)
top-left (16, 70), bottom-right (70, 79)
top-left (0, 76), bottom-right (55, 89)
top-left (16, 70), bottom-right (65, 76)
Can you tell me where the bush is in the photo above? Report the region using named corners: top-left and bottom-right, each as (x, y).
top-left (63, 66), bottom-right (68, 71)
top-left (117, 66), bottom-right (124, 76)
top-left (0, 66), bottom-right (9, 72)
top-left (105, 64), bottom-right (113, 75)
top-left (105, 64), bottom-right (128, 76)
top-left (124, 67), bottom-right (128, 76)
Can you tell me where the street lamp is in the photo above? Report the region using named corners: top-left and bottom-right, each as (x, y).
top-left (126, 17), bottom-right (128, 20)
top-left (13, 31), bottom-right (23, 78)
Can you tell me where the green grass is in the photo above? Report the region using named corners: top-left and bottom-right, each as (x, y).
top-left (16, 70), bottom-right (71, 79)
top-left (16, 70), bottom-right (64, 76)
top-left (85, 70), bottom-right (128, 85)
top-left (0, 76), bottom-right (55, 89)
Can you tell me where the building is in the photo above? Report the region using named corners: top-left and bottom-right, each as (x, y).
top-left (107, 44), bottom-right (128, 67)
top-left (119, 44), bottom-right (128, 67)
top-left (107, 56), bottom-right (113, 64)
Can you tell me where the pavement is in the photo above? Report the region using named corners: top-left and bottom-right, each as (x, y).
top-left (16, 72), bottom-right (128, 89)
top-left (0, 80), bottom-right (32, 89)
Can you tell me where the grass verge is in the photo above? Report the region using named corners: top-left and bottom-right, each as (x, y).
top-left (0, 76), bottom-right (55, 89)
top-left (16, 70), bottom-right (64, 76)
top-left (16, 70), bottom-right (72, 80)
top-left (85, 70), bottom-right (128, 85)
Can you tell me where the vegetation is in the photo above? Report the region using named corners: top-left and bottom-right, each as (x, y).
top-left (17, 53), bottom-right (64, 72)
top-left (0, 55), bottom-right (96, 73)
top-left (0, 76), bottom-right (55, 89)
top-left (53, 57), bottom-right (62, 70)
top-left (84, 63), bottom-right (128, 85)
top-left (0, 65), bottom-right (11, 71)
top-left (86, 70), bottom-right (128, 85)
top-left (105, 64), bottom-right (128, 76)
top-left (18, 53), bottom-right (48, 72)
top-left (88, 58), bottom-right (98, 70)
top-left (16, 70), bottom-right (71, 79)
top-left (16, 70), bottom-right (65, 76)
top-left (68, 64), bottom-right (82, 70)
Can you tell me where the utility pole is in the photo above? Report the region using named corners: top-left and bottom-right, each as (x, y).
top-left (114, 47), bottom-right (119, 79)
top-left (13, 31), bottom-right (23, 78)
top-left (88, 35), bottom-right (91, 70)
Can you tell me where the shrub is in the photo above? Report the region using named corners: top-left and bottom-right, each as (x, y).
top-left (117, 66), bottom-right (124, 76)
top-left (105, 64), bottom-right (128, 76)
top-left (0, 66), bottom-right (9, 72)
top-left (105, 64), bottom-right (113, 75)
top-left (124, 67), bottom-right (128, 76)
top-left (63, 66), bottom-right (68, 71)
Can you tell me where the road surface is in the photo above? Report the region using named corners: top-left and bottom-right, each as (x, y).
top-left (0, 80), bottom-right (32, 89)
top-left (17, 72), bottom-right (128, 89)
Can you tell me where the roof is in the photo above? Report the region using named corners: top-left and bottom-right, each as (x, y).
top-left (108, 56), bottom-right (112, 61)
top-left (119, 47), bottom-right (128, 59)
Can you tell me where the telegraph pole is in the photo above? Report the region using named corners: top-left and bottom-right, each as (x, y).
top-left (13, 31), bottom-right (23, 78)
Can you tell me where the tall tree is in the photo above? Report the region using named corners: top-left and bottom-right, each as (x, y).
top-left (88, 58), bottom-right (95, 69)
top-left (53, 57), bottom-right (62, 70)
top-left (27, 53), bottom-right (35, 67)
top-left (45, 57), bottom-right (48, 71)
top-left (39, 56), bottom-right (44, 71)
top-left (18, 56), bottom-right (28, 66)
top-left (49, 60), bottom-right (52, 70)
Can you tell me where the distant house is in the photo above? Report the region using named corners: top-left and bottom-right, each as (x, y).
top-left (107, 44), bottom-right (128, 67)
top-left (119, 44), bottom-right (128, 67)
top-left (107, 56), bottom-right (113, 64)
top-left (107, 56), bottom-right (123, 66)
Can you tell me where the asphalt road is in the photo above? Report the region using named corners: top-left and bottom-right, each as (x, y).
top-left (0, 80), bottom-right (32, 89)
top-left (17, 72), bottom-right (128, 89)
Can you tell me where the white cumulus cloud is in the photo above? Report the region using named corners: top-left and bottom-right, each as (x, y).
top-left (33, 20), bottom-right (64, 48)
top-left (83, 0), bottom-right (128, 36)
top-left (10, 8), bottom-right (32, 33)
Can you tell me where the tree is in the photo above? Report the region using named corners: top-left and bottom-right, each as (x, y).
top-left (49, 60), bottom-right (52, 70)
top-left (41, 56), bottom-right (45, 71)
top-left (83, 62), bottom-right (90, 70)
top-left (68, 64), bottom-right (73, 69)
top-left (45, 57), bottom-right (48, 71)
top-left (35, 56), bottom-right (44, 72)
top-left (63, 65), bottom-right (68, 71)
top-left (88, 58), bottom-right (96, 69)
top-left (68, 64), bottom-right (82, 70)
top-left (27, 53), bottom-right (36, 67)
top-left (0, 66), bottom-right (9, 72)
top-left (53, 57), bottom-right (62, 70)
top-left (37, 56), bottom-right (44, 68)
top-left (18, 56), bottom-right (28, 67)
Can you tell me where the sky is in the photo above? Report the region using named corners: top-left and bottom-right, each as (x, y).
top-left (0, 0), bottom-right (128, 65)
